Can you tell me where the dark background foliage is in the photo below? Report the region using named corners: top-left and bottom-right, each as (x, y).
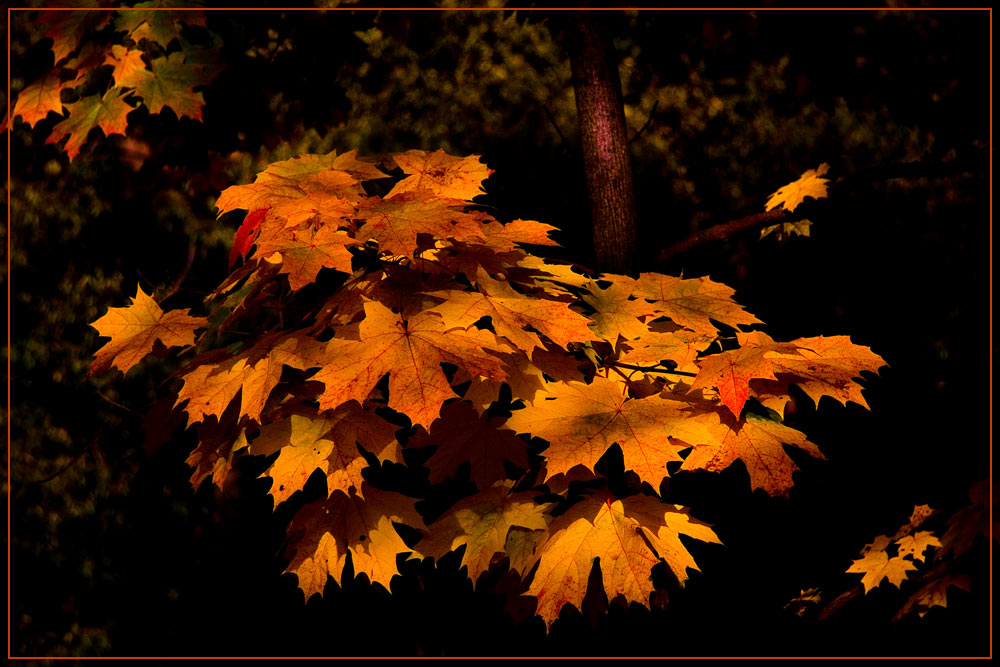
top-left (8, 6), bottom-right (990, 657)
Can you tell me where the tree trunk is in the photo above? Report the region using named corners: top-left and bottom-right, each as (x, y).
top-left (567, 11), bottom-right (638, 275)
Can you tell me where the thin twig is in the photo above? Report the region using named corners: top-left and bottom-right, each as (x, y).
top-left (542, 104), bottom-right (568, 146)
top-left (628, 100), bottom-right (658, 145)
top-left (159, 235), bottom-right (198, 304)
top-left (656, 209), bottom-right (790, 263)
top-left (96, 390), bottom-right (144, 418)
top-left (607, 360), bottom-right (698, 377)
top-left (654, 158), bottom-right (984, 263)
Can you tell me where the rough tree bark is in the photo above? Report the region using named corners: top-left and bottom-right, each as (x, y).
top-left (566, 11), bottom-right (638, 275)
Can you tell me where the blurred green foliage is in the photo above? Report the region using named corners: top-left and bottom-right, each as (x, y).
top-left (9, 6), bottom-right (988, 657)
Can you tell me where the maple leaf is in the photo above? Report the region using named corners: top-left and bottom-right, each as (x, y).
top-left (580, 277), bottom-right (655, 342)
top-left (527, 492), bottom-right (720, 628)
top-left (847, 536), bottom-right (918, 593)
top-left (679, 412), bottom-right (824, 497)
top-left (617, 327), bottom-right (713, 374)
top-left (252, 216), bottom-right (356, 291)
top-left (12, 69), bottom-right (74, 126)
top-left (285, 485), bottom-right (425, 598)
top-left (113, 2), bottom-right (206, 48)
top-left (694, 331), bottom-right (886, 417)
top-left (937, 480), bottom-right (989, 559)
top-left (410, 401), bottom-right (529, 488)
top-left (47, 88), bottom-right (133, 160)
top-left (175, 333), bottom-right (323, 424)
top-left (249, 404), bottom-right (401, 506)
top-left (229, 208), bottom-right (268, 269)
top-left (423, 481), bottom-right (551, 579)
top-left (104, 44), bottom-right (148, 88)
top-left (126, 52), bottom-right (208, 121)
top-left (895, 531), bottom-right (941, 563)
top-left (427, 268), bottom-right (593, 352)
top-left (388, 149), bottom-right (492, 201)
top-left (90, 284), bottom-right (207, 376)
top-left (214, 152), bottom-right (374, 218)
top-left (691, 332), bottom-right (802, 417)
top-left (39, 10), bottom-right (112, 64)
top-left (504, 375), bottom-right (721, 486)
top-left (632, 273), bottom-right (762, 335)
top-left (481, 218), bottom-right (562, 251)
top-left (760, 219), bottom-right (813, 241)
top-left (765, 163), bottom-right (831, 213)
top-left (894, 575), bottom-right (972, 621)
top-left (311, 300), bottom-right (508, 428)
top-left (355, 192), bottom-right (487, 259)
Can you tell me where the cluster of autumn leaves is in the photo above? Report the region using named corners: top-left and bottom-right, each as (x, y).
top-left (91, 149), bottom-right (893, 628)
top-left (11, 5), bottom-right (218, 160)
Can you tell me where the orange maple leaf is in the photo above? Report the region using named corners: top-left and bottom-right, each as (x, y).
top-left (693, 331), bottom-right (886, 417)
top-left (505, 375), bottom-right (721, 486)
top-left (632, 273), bottom-right (762, 335)
top-left (355, 192), bottom-right (487, 258)
top-left (285, 485), bottom-right (425, 598)
top-left (104, 44), bottom-right (148, 88)
top-left (679, 412), bottom-right (824, 497)
top-left (527, 492), bottom-right (720, 628)
top-left (40, 10), bottom-right (112, 65)
top-left (427, 268), bottom-right (593, 352)
top-left (580, 276), bottom-right (655, 342)
top-left (388, 149), bottom-right (492, 201)
top-left (311, 301), bottom-right (508, 428)
top-left (252, 216), bottom-right (356, 290)
top-left (90, 285), bottom-right (207, 376)
top-left (12, 69), bottom-right (73, 126)
top-left (175, 333), bottom-right (322, 424)
top-left (248, 404), bottom-right (401, 507)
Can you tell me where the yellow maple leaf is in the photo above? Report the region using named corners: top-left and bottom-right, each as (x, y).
top-left (527, 492), bottom-right (719, 628)
top-left (90, 285), bottom-right (207, 376)
top-left (388, 149), bottom-right (492, 201)
top-left (765, 163), bottom-right (831, 213)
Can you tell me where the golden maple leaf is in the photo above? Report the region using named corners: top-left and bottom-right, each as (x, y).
top-left (504, 375), bottom-right (721, 486)
top-left (284, 485), bottom-right (425, 598)
top-left (311, 300), bottom-right (508, 428)
top-left (765, 163), bottom-right (831, 213)
top-left (679, 412), bottom-right (824, 497)
top-left (527, 492), bottom-right (720, 628)
top-left (387, 149), bottom-right (492, 201)
top-left (90, 284), bottom-right (207, 376)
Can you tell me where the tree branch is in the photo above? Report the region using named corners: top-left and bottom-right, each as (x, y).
top-left (654, 158), bottom-right (984, 264)
top-left (656, 208), bottom-right (791, 263)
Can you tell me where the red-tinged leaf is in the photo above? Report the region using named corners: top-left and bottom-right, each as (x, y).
top-left (39, 10), bottom-right (112, 64)
top-left (229, 208), bottom-right (268, 270)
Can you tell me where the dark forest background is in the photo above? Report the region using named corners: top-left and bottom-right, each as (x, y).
top-left (7, 6), bottom-right (991, 657)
